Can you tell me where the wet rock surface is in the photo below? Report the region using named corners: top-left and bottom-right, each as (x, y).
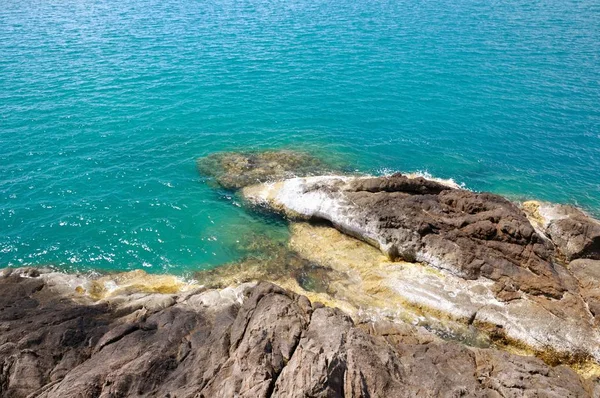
top-left (1, 270), bottom-right (598, 398)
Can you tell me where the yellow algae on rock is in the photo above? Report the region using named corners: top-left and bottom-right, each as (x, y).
top-left (287, 223), bottom-right (493, 344)
top-left (274, 277), bottom-right (359, 316)
top-left (192, 221), bottom-right (494, 348)
top-left (522, 200), bottom-right (546, 229)
top-left (285, 222), bottom-right (600, 374)
top-left (85, 270), bottom-right (198, 300)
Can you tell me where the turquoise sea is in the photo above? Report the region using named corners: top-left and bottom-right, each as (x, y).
top-left (1, 0), bottom-right (599, 274)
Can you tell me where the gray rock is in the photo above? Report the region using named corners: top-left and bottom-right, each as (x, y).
top-left (569, 259), bottom-right (600, 320)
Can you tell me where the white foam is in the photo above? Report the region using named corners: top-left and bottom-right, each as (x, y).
top-left (374, 167), bottom-right (465, 190)
top-left (404, 171), bottom-right (466, 190)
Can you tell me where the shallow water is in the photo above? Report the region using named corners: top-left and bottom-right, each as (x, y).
top-left (1, 0), bottom-right (599, 274)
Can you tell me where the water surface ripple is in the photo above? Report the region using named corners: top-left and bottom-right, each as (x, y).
top-left (1, 0), bottom-right (599, 273)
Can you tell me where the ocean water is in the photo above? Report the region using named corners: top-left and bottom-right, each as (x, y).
top-left (1, 0), bottom-right (599, 274)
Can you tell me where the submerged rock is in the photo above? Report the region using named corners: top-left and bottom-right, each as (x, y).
top-left (0, 269), bottom-right (597, 397)
top-left (193, 236), bottom-right (342, 297)
top-left (197, 150), bottom-right (336, 189)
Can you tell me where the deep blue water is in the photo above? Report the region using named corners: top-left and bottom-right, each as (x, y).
top-left (1, 0), bottom-right (599, 274)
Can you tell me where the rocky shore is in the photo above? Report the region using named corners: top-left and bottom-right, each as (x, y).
top-left (242, 173), bottom-right (600, 366)
top-left (1, 268), bottom-right (598, 397)
top-left (1, 150), bottom-right (600, 397)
